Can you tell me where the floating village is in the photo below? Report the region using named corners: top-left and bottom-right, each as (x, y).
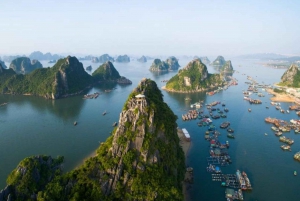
top-left (181, 74), bottom-right (300, 200)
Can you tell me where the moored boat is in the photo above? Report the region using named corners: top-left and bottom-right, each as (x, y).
top-left (227, 133), bottom-right (235, 139)
top-left (74, 121), bottom-right (77, 126)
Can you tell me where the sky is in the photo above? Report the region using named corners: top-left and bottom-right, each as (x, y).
top-left (0, 0), bottom-right (300, 57)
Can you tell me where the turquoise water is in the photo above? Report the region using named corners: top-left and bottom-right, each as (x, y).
top-left (0, 59), bottom-right (299, 201)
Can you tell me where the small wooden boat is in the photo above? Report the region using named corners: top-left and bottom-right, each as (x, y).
top-left (227, 133), bottom-right (235, 139)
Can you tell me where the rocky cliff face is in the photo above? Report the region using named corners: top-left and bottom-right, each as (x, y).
top-left (116, 55), bottom-right (130, 63)
top-left (211, 55), bottom-right (226, 67)
top-left (280, 64), bottom-right (300, 86)
top-left (137, 55), bottom-right (147, 63)
top-left (9, 57), bottom-right (43, 74)
top-left (94, 79), bottom-right (184, 200)
top-left (220, 60), bottom-right (234, 72)
top-left (166, 59), bottom-right (224, 92)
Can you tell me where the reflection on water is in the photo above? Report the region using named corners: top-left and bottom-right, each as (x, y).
top-left (0, 94), bottom-right (85, 121)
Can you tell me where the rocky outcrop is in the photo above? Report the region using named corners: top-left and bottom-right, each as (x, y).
top-left (9, 57), bottom-right (43, 74)
top-left (211, 55), bottom-right (226, 67)
top-left (166, 56), bottom-right (180, 70)
top-left (165, 59), bottom-right (225, 92)
top-left (99, 54), bottom-right (114, 63)
top-left (0, 155), bottom-right (63, 201)
top-left (220, 60), bottom-right (234, 72)
top-left (280, 64), bottom-right (300, 86)
top-left (116, 55), bottom-right (130, 63)
top-left (137, 56), bottom-right (147, 63)
top-left (0, 60), bottom-right (7, 69)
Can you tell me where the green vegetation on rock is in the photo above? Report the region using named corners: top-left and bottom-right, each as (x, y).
top-left (92, 61), bottom-right (121, 81)
top-left (166, 59), bottom-right (224, 92)
top-left (3, 155), bottom-right (64, 201)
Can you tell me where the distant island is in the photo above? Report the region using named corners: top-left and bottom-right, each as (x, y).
top-left (91, 54), bottom-right (115, 63)
top-left (137, 55), bottom-right (147, 63)
top-left (0, 56), bottom-right (131, 99)
top-left (149, 56), bottom-right (180, 71)
top-left (211, 55), bottom-right (226, 67)
top-left (116, 55), bottom-right (130, 63)
top-left (48, 59), bottom-right (57, 64)
top-left (0, 78), bottom-right (185, 201)
top-left (164, 59), bottom-right (225, 92)
top-left (99, 54), bottom-right (114, 63)
top-left (86, 65), bottom-right (92, 71)
top-left (92, 61), bottom-right (132, 84)
top-left (0, 60), bottom-right (7, 69)
top-left (9, 57), bottom-right (43, 74)
top-left (29, 51), bottom-right (62, 61)
top-left (194, 56), bottom-right (210, 64)
top-left (220, 60), bottom-right (234, 73)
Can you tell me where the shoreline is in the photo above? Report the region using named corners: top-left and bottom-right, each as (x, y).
top-left (177, 127), bottom-right (192, 201)
top-left (266, 88), bottom-right (297, 103)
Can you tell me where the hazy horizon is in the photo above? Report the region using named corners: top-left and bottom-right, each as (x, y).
top-left (1, 0), bottom-right (300, 57)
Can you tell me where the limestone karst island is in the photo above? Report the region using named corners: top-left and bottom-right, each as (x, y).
top-left (0, 56), bottom-right (131, 99)
top-left (164, 59), bottom-right (225, 92)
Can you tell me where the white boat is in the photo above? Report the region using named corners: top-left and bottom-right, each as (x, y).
top-left (287, 110), bottom-right (290, 113)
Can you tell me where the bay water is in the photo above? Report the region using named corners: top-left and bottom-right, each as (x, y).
top-left (0, 58), bottom-right (299, 201)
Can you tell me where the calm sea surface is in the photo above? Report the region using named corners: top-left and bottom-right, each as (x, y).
top-left (0, 58), bottom-right (299, 201)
